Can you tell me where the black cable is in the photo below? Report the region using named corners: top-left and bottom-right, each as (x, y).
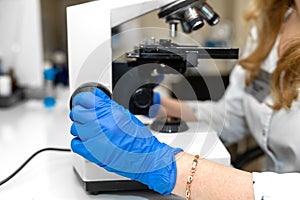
top-left (0, 147), bottom-right (71, 186)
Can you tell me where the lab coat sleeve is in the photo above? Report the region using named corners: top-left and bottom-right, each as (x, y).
top-left (185, 30), bottom-right (257, 145)
top-left (252, 172), bottom-right (300, 200)
top-left (185, 65), bottom-right (249, 144)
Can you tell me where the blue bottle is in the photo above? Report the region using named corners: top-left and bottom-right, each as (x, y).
top-left (43, 68), bottom-right (57, 108)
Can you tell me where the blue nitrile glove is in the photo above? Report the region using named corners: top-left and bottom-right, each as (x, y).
top-left (70, 88), bottom-right (182, 195)
top-left (148, 91), bottom-right (161, 118)
top-left (153, 92), bottom-right (161, 105)
top-left (148, 72), bottom-right (164, 118)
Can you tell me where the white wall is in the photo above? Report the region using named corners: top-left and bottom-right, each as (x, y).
top-left (0, 0), bottom-right (44, 87)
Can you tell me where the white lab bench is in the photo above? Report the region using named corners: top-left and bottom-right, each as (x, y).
top-left (0, 89), bottom-right (229, 200)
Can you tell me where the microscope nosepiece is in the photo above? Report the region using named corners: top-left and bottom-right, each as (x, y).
top-left (158, 0), bottom-right (220, 35)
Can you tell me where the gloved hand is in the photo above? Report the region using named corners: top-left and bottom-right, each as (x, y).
top-left (70, 88), bottom-right (182, 195)
top-left (148, 91), bottom-right (161, 118)
top-left (148, 72), bottom-right (163, 118)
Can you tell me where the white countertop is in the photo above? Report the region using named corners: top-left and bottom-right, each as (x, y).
top-left (0, 89), bottom-right (228, 199)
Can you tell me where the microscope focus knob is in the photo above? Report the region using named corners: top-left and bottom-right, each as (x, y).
top-left (69, 82), bottom-right (111, 110)
top-left (131, 88), bottom-right (152, 109)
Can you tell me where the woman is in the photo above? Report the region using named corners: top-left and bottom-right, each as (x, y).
top-left (70, 0), bottom-right (300, 199)
top-left (160, 0), bottom-right (300, 173)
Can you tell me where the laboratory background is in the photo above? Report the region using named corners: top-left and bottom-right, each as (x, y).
top-left (0, 0), bottom-right (262, 199)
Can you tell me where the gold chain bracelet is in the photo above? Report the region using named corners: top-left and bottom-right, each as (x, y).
top-left (185, 155), bottom-right (200, 200)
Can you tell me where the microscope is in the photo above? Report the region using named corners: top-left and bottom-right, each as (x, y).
top-left (67, 0), bottom-right (236, 193)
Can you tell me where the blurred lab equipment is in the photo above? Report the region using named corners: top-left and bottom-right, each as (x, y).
top-left (52, 49), bottom-right (69, 86)
top-left (204, 20), bottom-right (233, 47)
top-left (43, 63), bottom-right (57, 108)
top-left (0, 0), bottom-right (43, 88)
top-left (0, 75), bottom-right (12, 97)
top-left (0, 65), bottom-right (23, 107)
top-left (67, 0), bottom-right (233, 194)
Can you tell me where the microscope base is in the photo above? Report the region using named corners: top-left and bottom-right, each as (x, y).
top-left (73, 167), bottom-right (148, 194)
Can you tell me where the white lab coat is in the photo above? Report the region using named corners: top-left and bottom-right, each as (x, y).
top-left (187, 18), bottom-right (300, 200)
top-left (186, 27), bottom-right (300, 172)
top-left (182, 4), bottom-right (300, 196)
top-left (252, 172), bottom-right (300, 199)
top-left (186, 17), bottom-right (300, 198)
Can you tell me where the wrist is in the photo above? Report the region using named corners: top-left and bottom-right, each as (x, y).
top-left (172, 153), bottom-right (201, 197)
top-left (141, 147), bottom-right (183, 195)
top-left (146, 159), bottom-right (178, 195)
